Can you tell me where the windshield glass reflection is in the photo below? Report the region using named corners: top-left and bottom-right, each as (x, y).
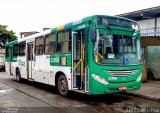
top-left (93, 29), bottom-right (141, 65)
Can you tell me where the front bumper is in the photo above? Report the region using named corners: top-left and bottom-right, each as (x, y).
top-left (90, 79), bottom-right (142, 95)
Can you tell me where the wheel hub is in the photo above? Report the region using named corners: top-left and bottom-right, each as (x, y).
top-left (16, 74), bottom-right (19, 81)
top-left (59, 80), bottom-right (67, 92)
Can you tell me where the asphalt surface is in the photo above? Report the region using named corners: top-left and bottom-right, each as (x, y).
top-left (0, 72), bottom-right (160, 113)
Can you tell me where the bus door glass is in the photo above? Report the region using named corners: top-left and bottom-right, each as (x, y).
top-left (72, 30), bottom-right (86, 90)
top-left (27, 43), bottom-right (33, 79)
top-left (72, 32), bottom-right (78, 89)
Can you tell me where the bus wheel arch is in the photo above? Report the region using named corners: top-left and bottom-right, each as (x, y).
top-left (55, 72), bottom-right (64, 86)
top-left (55, 72), bottom-right (69, 96)
top-left (16, 67), bottom-right (22, 82)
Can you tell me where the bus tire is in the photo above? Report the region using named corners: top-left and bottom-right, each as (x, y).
top-left (16, 69), bottom-right (22, 83)
top-left (58, 74), bottom-right (69, 96)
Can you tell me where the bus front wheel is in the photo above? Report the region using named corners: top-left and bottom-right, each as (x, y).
top-left (16, 69), bottom-right (22, 82)
top-left (58, 74), bottom-right (69, 96)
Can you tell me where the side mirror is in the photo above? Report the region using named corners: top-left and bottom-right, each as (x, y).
top-left (91, 29), bottom-right (97, 42)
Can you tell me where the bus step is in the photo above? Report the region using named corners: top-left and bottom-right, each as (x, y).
top-left (28, 78), bottom-right (34, 82)
top-left (73, 89), bottom-right (85, 94)
top-left (75, 73), bottom-right (81, 76)
top-left (73, 59), bottom-right (80, 62)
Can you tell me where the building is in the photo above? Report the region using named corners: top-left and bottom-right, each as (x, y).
top-left (118, 6), bottom-right (160, 81)
top-left (118, 6), bottom-right (160, 37)
top-left (20, 31), bottom-right (39, 39)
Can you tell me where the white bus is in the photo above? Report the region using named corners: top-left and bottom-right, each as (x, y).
top-left (0, 49), bottom-right (5, 71)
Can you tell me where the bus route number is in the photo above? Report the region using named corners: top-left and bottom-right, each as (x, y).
top-left (52, 58), bottom-right (59, 63)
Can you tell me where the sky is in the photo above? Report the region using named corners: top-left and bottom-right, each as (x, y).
top-left (0, 0), bottom-right (160, 38)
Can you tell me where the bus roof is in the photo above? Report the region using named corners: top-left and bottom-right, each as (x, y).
top-left (5, 40), bottom-right (18, 47)
top-left (18, 15), bottom-right (138, 43)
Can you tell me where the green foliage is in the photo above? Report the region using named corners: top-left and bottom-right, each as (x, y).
top-left (0, 25), bottom-right (17, 48)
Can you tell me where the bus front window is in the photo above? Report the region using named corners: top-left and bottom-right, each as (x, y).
top-left (93, 29), bottom-right (141, 65)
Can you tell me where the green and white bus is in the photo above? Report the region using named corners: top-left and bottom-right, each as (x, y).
top-left (5, 15), bottom-right (142, 96)
top-left (5, 40), bottom-right (18, 74)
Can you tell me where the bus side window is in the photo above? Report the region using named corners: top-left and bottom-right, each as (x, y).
top-left (44, 33), bottom-right (56, 55)
top-left (19, 41), bottom-right (26, 56)
top-left (13, 44), bottom-right (18, 57)
top-left (57, 31), bottom-right (71, 53)
top-left (35, 36), bottom-right (44, 55)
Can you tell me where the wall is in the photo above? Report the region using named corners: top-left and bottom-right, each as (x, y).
top-left (138, 18), bottom-right (155, 29)
top-left (138, 17), bottom-right (160, 36)
top-left (157, 17), bottom-right (160, 27)
top-left (138, 17), bottom-right (160, 29)
top-left (147, 46), bottom-right (160, 79)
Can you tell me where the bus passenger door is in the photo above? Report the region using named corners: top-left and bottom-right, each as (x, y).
top-left (72, 32), bottom-right (79, 89)
top-left (71, 31), bottom-right (86, 90)
top-left (27, 43), bottom-right (33, 79)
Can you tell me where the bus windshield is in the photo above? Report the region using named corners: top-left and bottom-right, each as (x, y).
top-left (93, 29), bottom-right (142, 65)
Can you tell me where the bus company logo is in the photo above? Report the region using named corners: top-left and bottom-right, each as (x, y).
top-left (18, 60), bottom-right (25, 67)
top-left (118, 67), bottom-right (129, 70)
top-left (51, 58), bottom-right (59, 63)
top-left (109, 77), bottom-right (117, 80)
top-left (78, 24), bottom-right (85, 30)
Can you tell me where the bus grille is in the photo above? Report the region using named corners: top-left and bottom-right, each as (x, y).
top-left (107, 70), bottom-right (138, 76)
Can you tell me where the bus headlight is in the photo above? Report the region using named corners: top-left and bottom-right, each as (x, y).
top-left (136, 73), bottom-right (142, 82)
top-left (92, 74), bottom-right (108, 85)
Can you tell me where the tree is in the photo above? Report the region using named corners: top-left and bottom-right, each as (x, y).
top-left (0, 25), bottom-right (17, 48)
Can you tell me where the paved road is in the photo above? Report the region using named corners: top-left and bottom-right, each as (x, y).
top-left (0, 72), bottom-right (160, 113)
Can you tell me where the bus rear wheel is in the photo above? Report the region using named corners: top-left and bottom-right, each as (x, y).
top-left (16, 69), bottom-right (22, 82)
top-left (58, 74), bottom-right (69, 96)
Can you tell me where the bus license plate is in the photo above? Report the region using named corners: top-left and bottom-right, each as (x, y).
top-left (119, 86), bottom-right (127, 90)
